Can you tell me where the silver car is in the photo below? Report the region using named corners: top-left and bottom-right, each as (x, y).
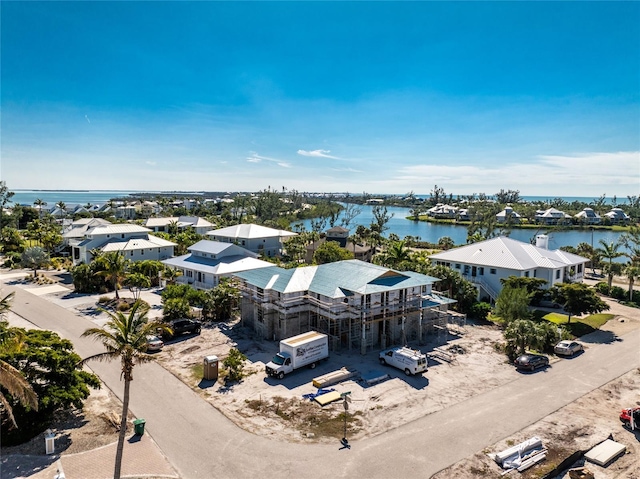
top-left (146, 335), bottom-right (164, 352)
top-left (554, 340), bottom-right (583, 356)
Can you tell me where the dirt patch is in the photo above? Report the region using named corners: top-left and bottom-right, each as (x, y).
top-left (1, 387), bottom-right (131, 456)
top-left (432, 368), bottom-right (640, 479)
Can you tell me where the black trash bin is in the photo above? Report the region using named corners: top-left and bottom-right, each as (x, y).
top-left (133, 418), bottom-right (146, 435)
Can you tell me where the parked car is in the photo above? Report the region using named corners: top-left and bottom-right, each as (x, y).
top-left (620, 407), bottom-right (640, 431)
top-left (554, 340), bottom-right (583, 356)
top-left (161, 318), bottom-right (201, 340)
top-left (539, 299), bottom-right (562, 309)
top-left (146, 335), bottom-right (164, 352)
top-left (514, 353), bottom-right (549, 372)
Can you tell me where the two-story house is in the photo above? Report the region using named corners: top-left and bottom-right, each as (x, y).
top-left (429, 235), bottom-right (588, 302)
top-left (234, 259), bottom-right (456, 353)
top-left (71, 224), bottom-right (176, 265)
top-left (206, 224), bottom-right (296, 257)
top-left (145, 216), bottom-right (215, 235)
top-left (161, 240), bottom-right (272, 289)
top-left (305, 226), bottom-right (373, 263)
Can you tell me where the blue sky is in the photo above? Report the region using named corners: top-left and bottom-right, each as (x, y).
top-left (2, 1), bottom-right (639, 196)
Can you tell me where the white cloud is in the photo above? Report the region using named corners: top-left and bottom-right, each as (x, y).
top-left (385, 151), bottom-right (640, 195)
top-left (297, 149), bottom-right (339, 159)
top-left (145, 161), bottom-right (157, 166)
top-left (331, 167), bottom-right (362, 173)
top-left (246, 152), bottom-right (291, 168)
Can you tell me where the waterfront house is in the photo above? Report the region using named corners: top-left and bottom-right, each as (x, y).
top-left (114, 204), bottom-right (138, 220)
top-left (574, 208), bottom-right (601, 225)
top-left (234, 259), bottom-right (457, 352)
top-left (604, 208), bottom-right (631, 225)
top-left (535, 208), bottom-right (572, 225)
top-left (62, 218), bottom-right (113, 247)
top-left (71, 223), bottom-right (176, 265)
top-left (161, 240), bottom-right (272, 290)
top-left (429, 235), bottom-right (588, 302)
top-left (206, 223), bottom-right (296, 257)
top-left (495, 206), bottom-right (522, 224)
top-left (427, 204), bottom-right (458, 219)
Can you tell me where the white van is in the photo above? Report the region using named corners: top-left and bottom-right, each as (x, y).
top-left (379, 347), bottom-right (428, 376)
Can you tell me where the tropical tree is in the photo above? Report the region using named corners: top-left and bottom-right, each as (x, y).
top-left (162, 266), bottom-right (182, 285)
top-left (0, 227), bottom-right (25, 254)
top-left (96, 251), bottom-right (129, 300)
top-left (377, 241), bottom-right (411, 269)
top-left (0, 181), bottom-right (15, 229)
top-left (55, 201), bottom-right (67, 219)
top-left (494, 286), bottom-right (531, 323)
top-left (597, 239), bottom-right (624, 289)
top-left (550, 283), bottom-right (609, 323)
top-left (313, 241), bottom-right (354, 265)
top-left (81, 302), bottom-right (169, 479)
top-left (623, 263), bottom-right (640, 302)
top-left (123, 273), bottom-right (151, 301)
top-left (437, 236), bottom-right (455, 251)
top-left (33, 198), bottom-right (47, 219)
top-left (21, 246), bottom-right (50, 277)
top-left (503, 319), bottom-right (537, 356)
top-left (0, 292), bottom-right (39, 429)
top-left (500, 276), bottom-right (548, 305)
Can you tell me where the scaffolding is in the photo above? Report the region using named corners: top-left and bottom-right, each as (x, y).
top-left (238, 281), bottom-right (466, 354)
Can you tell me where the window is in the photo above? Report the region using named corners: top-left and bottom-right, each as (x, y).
top-left (525, 271), bottom-right (529, 277)
top-left (479, 267), bottom-right (484, 275)
top-left (533, 269), bottom-right (537, 277)
top-left (187, 270), bottom-right (193, 278)
top-left (578, 264), bottom-right (583, 273)
top-left (555, 270), bottom-right (560, 279)
top-left (490, 269), bottom-right (497, 275)
top-left (241, 240), bottom-right (246, 246)
top-left (141, 249), bottom-right (144, 255)
top-left (121, 234), bottom-right (125, 239)
top-left (463, 265), bottom-right (470, 274)
top-left (455, 264), bottom-right (461, 269)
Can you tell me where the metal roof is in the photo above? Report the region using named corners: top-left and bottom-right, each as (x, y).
top-left (101, 236), bottom-right (176, 252)
top-left (206, 223), bottom-right (296, 239)
top-left (235, 260), bottom-right (439, 298)
top-left (162, 254), bottom-right (273, 276)
top-left (87, 224), bottom-right (151, 235)
top-left (429, 236), bottom-right (588, 271)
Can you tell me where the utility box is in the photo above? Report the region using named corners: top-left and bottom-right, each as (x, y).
top-left (45, 429), bottom-right (55, 454)
top-left (203, 355), bottom-right (219, 381)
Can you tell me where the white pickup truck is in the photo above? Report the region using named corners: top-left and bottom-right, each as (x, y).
top-left (379, 347), bottom-right (428, 376)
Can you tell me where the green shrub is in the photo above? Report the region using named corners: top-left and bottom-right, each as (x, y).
top-left (470, 302), bottom-right (492, 321)
top-left (610, 286), bottom-right (626, 301)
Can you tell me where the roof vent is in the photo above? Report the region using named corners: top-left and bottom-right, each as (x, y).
top-left (536, 235), bottom-right (549, 249)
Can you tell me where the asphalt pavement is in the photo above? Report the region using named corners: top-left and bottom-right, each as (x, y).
top-left (4, 283), bottom-right (640, 479)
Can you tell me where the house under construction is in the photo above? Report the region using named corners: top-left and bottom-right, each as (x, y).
top-left (234, 259), bottom-right (460, 354)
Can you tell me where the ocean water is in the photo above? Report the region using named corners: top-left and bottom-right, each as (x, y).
top-left (10, 190), bottom-right (142, 206)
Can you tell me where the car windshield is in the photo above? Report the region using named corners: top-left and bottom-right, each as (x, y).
top-left (147, 335), bottom-right (161, 342)
top-left (271, 354), bottom-right (285, 366)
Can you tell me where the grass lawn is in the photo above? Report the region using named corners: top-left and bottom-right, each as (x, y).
top-left (541, 312), bottom-right (615, 337)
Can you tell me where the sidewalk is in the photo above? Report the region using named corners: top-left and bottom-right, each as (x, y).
top-left (2, 432), bottom-right (178, 479)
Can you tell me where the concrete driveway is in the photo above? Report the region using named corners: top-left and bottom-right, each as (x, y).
top-left (3, 283), bottom-right (640, 479)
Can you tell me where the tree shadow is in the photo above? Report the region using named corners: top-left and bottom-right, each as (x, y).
top-left (0, 454), bottom-right (59, 479)
top-left (579, 329), bottom-right (619, 345)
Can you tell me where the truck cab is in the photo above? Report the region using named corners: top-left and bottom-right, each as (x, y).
top-left (265, 352), bottom-right (293, 379)
top-left (379, 347), bottom-right (428, 376)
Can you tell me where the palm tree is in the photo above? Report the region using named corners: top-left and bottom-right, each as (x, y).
top-left (21, 246), bottom-right (50, 277)
top-left (380, 241), bottom-right (411, 269)
top-left (55, 201), bottom-right (67, 220)
top-left (623, 263), bottom-right (640, 302)
top-left (96, 251), bottom-right (128, 300)
top-left (33, 198), bottom-right (47, 219)
top-left (0, 291), bottom-right (39, 428)
top-left (81, 302), bottom-right (169, 479)
top-left (597, 239), bottom-right (624, 288)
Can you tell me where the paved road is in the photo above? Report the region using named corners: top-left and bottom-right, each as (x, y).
top-left (6, 284), bottom-right (640, 479)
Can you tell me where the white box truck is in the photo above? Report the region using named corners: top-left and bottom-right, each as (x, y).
top-left (266, 331), bottom-right (329, 379)
top-left (379, 346), bottom-right (427, 376)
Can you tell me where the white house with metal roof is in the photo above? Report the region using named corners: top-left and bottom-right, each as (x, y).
top-left (206, 223), bottom-right (297, 257)
top-left (234, 259), bottom-right (457, 353)
top-left (495, 206), bottom-right (521, 224)
top-left (429, 235), bottom-right (588, 302)
top-left (604, 208), bottom-right (631, 225)
top-left (161, 240), bottom-right (273, 289)
top-left (145, 216), bottom-right (215, 235)
top-left (574, 208), bottom-right (601, 225)
top-left (62, 218), bottom-right (113, 247)
top-left (71, 224), bottom-right (176, 265)
top-left (535, 207), bottom-right (572, 225)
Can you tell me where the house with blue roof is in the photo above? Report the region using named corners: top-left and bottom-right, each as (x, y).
top-left (234, 259), bottom-right (455, 354)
